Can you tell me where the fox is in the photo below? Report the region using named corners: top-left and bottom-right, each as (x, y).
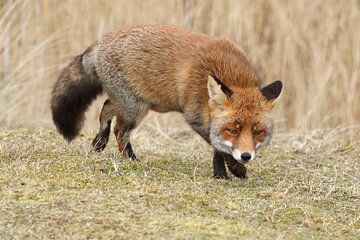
top-left (51, 24), bottom-right (282, 179)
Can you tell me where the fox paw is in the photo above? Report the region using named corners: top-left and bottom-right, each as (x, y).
top-left (128, 153), bottom-right (137, 161)
top-left (92, 134), bottom-right (108, 151)
top-left (228, 164), bottom-right (247, 179)
top-left (224, 157), bottom-right (247, 179)
top-left (213, 173), bottom-right (229, 179)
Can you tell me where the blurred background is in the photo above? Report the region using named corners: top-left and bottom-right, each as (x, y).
top-left (0, 0), bottom-right (359, 137)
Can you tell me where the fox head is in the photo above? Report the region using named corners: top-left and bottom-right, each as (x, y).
top-left (207, 75), bottom-right (282, 163)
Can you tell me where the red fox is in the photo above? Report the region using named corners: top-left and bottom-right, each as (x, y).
top-left (51, 24), bottom-right (282, 179)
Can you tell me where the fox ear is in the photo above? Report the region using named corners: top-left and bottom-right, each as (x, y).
top-left (207, 75), bottom-right (232, 107)
top-left (261, 80), bottom-right (282, 101)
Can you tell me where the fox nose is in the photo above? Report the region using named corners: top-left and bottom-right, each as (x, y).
top-left (241, 152), bottom-right (252, 161)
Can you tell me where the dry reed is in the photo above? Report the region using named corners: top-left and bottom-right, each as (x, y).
top-left (0, 0), bottom-right (359, 136)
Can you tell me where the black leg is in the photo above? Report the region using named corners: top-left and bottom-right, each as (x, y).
top-left (223, 153), bottom-right (247, 178)
top-left (92, 119), bottom-right (111, 151)
top-left (92, 99), bottom-right (114, 151)
top-left (213, 151), bottom-right (228, 179)
top-left (125, 142), bottom-right (137, 160)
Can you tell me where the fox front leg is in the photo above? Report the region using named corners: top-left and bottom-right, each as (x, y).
top-left (213, 151), bottom-right (247, 179)
top-left (213, 151), bottom-right (229, 179)
top-left (223, 153), bottom-right (247, 178)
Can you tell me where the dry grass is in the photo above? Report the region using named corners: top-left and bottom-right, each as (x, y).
top-left (0, 0), bottom-right (359, 132)
top-left (0, 127), bottom-right (359, 239)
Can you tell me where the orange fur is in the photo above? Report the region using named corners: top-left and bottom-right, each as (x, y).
top-left (88, 25), bottom-right (262, 129)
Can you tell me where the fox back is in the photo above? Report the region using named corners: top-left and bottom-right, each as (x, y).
top-left (85, 25), bottom-right (259, 110)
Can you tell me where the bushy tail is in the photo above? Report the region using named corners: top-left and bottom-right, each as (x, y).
top-left (51, 53), bottom-right (102, 141)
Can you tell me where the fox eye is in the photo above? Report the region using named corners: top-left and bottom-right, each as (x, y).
top-left (253, 129), bottom-right (264, 136)
top-left (227, 128), bottom-right (239, 135)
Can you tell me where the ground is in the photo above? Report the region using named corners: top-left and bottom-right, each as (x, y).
top-left (0, 126), bottom-right (359, 239)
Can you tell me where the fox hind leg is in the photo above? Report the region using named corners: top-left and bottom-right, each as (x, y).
top-left (92, 99), bottom-right (115, 151)
top-left (113, 118), bottom-right (137, 160)
top-left (113, 102), bottom-right (149, 160)
top-left (92, 97), bottom-right (148, 161)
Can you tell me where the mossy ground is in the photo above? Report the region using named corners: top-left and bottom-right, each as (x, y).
top-left (0, 127), bottom-right (359, 239)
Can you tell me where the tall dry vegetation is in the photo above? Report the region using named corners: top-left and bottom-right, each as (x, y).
top-left (0, 0), bottom-right (359, 135)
